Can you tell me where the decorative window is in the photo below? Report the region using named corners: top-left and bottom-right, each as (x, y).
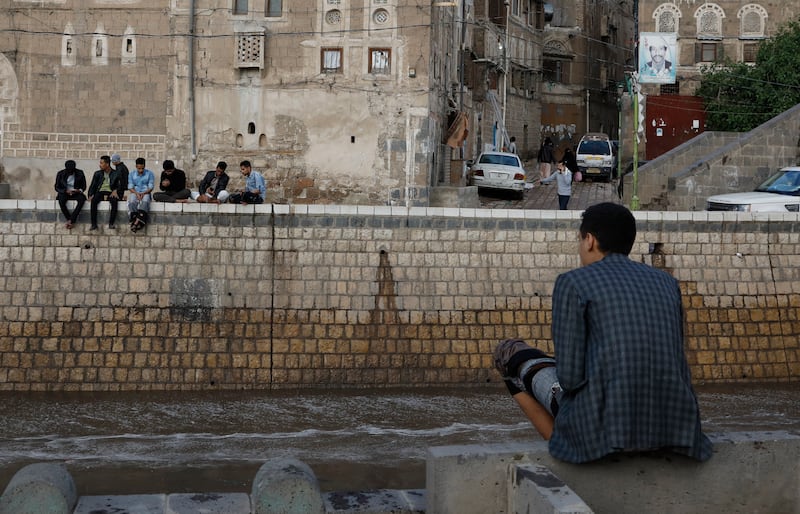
top-left (660, 82), bottom-right (679, 95)
top-left (92, 24), bottom-right (108, 66)
top-left (742, 42), bottom-right (759, 63)
top-left (512, 0), bottom-right (519, 16)
top-left (321, 47), bottom-right (343, 73)
top-left (266, 0), bottom-right (282, 17)
top-left (695, 3), bottom-right (724, 38)
top-left (695, 42), bottom-right (722, 63)
top-left (372, 8), bottom-right (389, 24)
top-left (542, 40), bottom-right (572, 84)
top-left (325, 9), bottom-right (342, 25)
top-left (61, 23), bottom-right (76, 67)
top-left (738, 4), bottom-right (767, 38)
top-left (122, 26), bottom-right (136, 65)
top-left (236, 32), bottom-right (265, 69)
top-left (373, 0), bottom-right (388, 4)
top-left (327, 0), bottom-right (341, 5)
top-left (233, 0), bottom-right (248, 14)
top-left (653, 3), bottom-right (681, 33)
top-left (369, 48), bottom-right (391, 74)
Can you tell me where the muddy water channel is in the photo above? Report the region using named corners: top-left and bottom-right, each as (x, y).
top-left (1, 383), bottom-right (798, 494)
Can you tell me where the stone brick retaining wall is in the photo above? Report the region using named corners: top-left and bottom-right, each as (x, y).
top-left (0, 202), bottom-right (798, 391)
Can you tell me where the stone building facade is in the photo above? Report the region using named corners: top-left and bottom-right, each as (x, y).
top-left (638, 1), bottom-right (800, 97)
top-left (0, 0), bottom-right (453, 205)
top-left (0, 1), bottom-right (636, 202)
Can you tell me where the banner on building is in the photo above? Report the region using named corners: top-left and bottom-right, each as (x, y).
top-left (639, 32), bottom-right (677, 84)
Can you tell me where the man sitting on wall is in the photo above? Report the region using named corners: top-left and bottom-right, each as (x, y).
top-left (493, 202), bottom-right (712, 463)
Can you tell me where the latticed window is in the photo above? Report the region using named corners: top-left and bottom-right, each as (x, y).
top-left (654, 3), bottom-right (681, 33)
top-left (372, 8), bottom-right (389, 24)
top-left (695, 4), bottom-right (724, 37)
top-left (325, 9), bottom-right (342, 24)
top-left (738, 4), bottom-right (767, 38)
top-left (236, 33), bottom-right (264, 69)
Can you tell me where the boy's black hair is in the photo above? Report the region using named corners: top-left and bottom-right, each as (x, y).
top-left (579, 202), bottom-right (636, 255)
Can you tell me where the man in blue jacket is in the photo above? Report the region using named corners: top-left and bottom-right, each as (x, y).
top-left (494, 202), bottom-right (712, 463)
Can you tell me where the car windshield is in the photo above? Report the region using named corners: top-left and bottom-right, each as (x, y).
top-left (756, 169), bottom-right (800, 196)
top-left (478, 154), bottom-right (520, 167)
top-left (577, 141), bottom-right (610, 155)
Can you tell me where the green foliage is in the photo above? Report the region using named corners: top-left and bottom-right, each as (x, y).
top-left (696, 19), bottom-right (800, 131)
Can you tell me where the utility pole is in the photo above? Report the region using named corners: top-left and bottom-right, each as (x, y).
top-left (501, 0), bottom-right (510, 148)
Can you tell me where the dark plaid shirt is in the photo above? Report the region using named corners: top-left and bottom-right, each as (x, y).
top-left (549, 253), bottom-right (712, 463)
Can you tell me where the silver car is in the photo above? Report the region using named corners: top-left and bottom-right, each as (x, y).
top-left (468, 152), bottom-right (527, 198)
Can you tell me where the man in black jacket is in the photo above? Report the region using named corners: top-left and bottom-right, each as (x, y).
top-left (153, 160), bottom-right (191, 203)
top-left (87, 155), bottom-right (126, 230)
top-left (54, 160), bottom-right (87, 229)
top-left (191, 161), bottom-right (230, 204)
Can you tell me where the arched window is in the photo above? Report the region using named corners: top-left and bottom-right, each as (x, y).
top-left (738, 4), bottom-right (767, 38)
top-left (694, 3), bottom-right (725, 38)
top-left (653, 3), bottom-right (681, 34)
top-left (62, 23), bottom-right (76, 67)
top-left (92, 23), bottom-right (109, 66)
top-left (122, 26), bottom-right (137, 65)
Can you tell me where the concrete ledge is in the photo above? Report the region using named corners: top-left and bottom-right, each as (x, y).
top-left (0, 463), bottom-right (76, 514)
top-left (426, 431), bottom-right (800, 514)
top-left (511, 464), bottom-right (592, 514)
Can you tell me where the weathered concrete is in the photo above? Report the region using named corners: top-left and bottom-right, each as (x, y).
top-left (2, 432), bottom-right (800, 514)
top-left (251, 458), bottom-right (325, 514)
top-left (426, 431), bottom-right (800, 514)
top-left (0, 463), bottom-right (76, 514)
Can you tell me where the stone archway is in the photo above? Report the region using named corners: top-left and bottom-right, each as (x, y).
top-left (0, 53), bottom-right (19, 127)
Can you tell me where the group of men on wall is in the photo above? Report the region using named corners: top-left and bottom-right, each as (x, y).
top-left (54, 156), bottom-right (268, 232)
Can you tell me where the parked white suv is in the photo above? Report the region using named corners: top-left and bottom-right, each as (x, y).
top-left (706, 167), bottom-right (800, 212)
top-left (576, 133), bottom-right (615, 181)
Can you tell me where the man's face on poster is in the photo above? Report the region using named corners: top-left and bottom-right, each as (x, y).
top-left (650, 45), bottom-right (667, 66)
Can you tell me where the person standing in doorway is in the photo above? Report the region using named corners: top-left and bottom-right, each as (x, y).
top-left (54, 160), bottom-right (87, 229)
top-left (537, 137), bottom-right (556, 181)
top-left (540, 160), bottom-right (573, 210)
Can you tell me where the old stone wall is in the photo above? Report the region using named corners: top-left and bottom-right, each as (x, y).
top-left (0, 202), bottom-right (798, 391)
top-left (623, 102), bottom-right (800, 210)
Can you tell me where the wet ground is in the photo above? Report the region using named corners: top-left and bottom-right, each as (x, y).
top-left (1, 383), bottom-right (798, 495)
top-left (478, 171), bottom-right (622, 211)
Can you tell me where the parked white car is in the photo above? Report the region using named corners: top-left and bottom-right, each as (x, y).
top-left (706, 167), bottom-right (800, 212)
top-left (468, 151), bottom-right (527, 198)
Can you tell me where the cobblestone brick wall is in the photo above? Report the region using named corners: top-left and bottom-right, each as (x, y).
top-left (0, 202), bottom-right (798, 391)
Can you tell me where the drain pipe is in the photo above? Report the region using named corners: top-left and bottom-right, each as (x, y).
top-left (189, 0), bottom-right (197, 160)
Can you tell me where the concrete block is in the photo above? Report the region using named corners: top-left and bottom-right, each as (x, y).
top-left (0, 463), bottom-right (77, 514)
top-left (251, 458), bottom-right (325, 514)
top-left (324, 489), bottom-right (426, 513)
top-left (511, 464), bottom-right (592, 514)
top-left (74, 494), bottom-right (166, 514)
top-left (167, 492), bottom-right (251, 513)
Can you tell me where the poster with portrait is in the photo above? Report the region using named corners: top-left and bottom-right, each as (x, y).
top-left (639, 32), bottom-right (677, 84)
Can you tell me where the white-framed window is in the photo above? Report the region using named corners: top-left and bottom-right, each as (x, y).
top-left (694, 3), bottom-right (725, 38)
top-left (236, 31), bottom-right (265, 69)
top-left (738, 4), bottom-right (767, 39)
top-left (61, 23), bottom-right (76, 67)
top-left (653, 3), bottom-right (681, 33)
top-left (122, 26), bottom-right (136, 65)
top-left (321, 47), bottom-right (343, 73)
top-left (92, 24), bottom-right (108, 66)
top-left (369, 48), bottom-right (390, 74)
